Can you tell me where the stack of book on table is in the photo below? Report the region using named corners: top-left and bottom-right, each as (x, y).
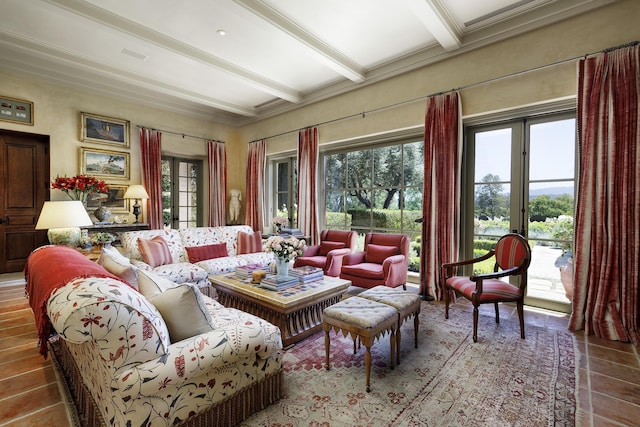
top-left (260, 274), bottom-right (300, 291)
top-left (289, 266), bottom-right (324, 284)
top-left (235, 263), bottom-right (269, 280)
top-left (280, 227), bottom-right (304, 237)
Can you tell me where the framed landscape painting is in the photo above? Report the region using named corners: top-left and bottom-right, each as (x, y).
top-left (81, 112), bottom-right (130, 147)
top-left (80, 148), bottom-right (130, 180)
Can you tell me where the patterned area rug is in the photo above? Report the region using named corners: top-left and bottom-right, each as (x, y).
top-left (241, 302), bottom-right (576, 426)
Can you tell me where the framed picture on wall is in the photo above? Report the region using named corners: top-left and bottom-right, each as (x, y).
top-left (86, 183), bottom-right (129, 213)
top-left (0, 96), bottom-right (33, 125)
top-left (79, 147), bottom-right (130, 180)
top-left (81, 112), bottom-right (130, 147)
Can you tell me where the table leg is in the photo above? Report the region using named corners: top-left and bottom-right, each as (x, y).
top-left (324, 329), bottom-right (331, 370)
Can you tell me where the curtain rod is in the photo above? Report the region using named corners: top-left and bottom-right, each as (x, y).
top-left (135, 124), bottom-right (224, 143)
top-left (252, 40), bottom-right (639, 143)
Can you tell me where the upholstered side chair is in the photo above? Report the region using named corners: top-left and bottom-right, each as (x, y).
top-left (293, 229), bottom-right (356, 276)
top-left (340, 233), bottom-right (410, 289)
top-left (441, 233), bottom-right (532, 343)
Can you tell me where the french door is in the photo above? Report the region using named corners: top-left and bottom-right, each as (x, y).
top-left (161, 156), bottom-right (203, 229)
top-left (464, 113), bottom-right (576, 312)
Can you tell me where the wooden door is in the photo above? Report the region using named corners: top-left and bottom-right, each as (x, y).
top-left (0, 129), bottom-right (49, 273)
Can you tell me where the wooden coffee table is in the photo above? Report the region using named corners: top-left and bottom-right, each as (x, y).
top-left (209, 273), bottom-right (351, 348)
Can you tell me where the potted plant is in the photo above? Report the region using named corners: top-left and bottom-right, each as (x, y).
top-left (90, 232), bottom-right (116, 249)
top-left (553, 215), bottom-right (574, 301)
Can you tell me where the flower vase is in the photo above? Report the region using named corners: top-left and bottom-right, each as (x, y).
top-left (274, 223), bottom-right (282, 234)
top-left (276, 257), bottom-right (290, 279)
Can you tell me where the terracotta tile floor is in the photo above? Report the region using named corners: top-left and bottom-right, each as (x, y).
top-left (1, 272), bottom-right (638, 426)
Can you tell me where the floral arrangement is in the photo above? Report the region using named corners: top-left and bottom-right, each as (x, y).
top-left (90, 232), bottom-right (116, 244)
top-left (51, 175), bottom-right (109, 202)
top-left (272, 216), bottom-right (289, 227)
top-left (263, 235), bottom-right (305, 262)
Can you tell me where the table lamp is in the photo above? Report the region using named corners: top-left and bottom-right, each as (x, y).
top-left (35, 200), bottom-right (93, 246)
top-left (123, 184), bottom-right (149, 224)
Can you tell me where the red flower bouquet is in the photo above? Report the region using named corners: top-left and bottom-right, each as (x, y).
top-left (51, 175), bottom-right (109, 202)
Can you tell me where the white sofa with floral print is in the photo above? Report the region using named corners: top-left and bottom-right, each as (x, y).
top-left (119, 225), bottom-right (274, 294)
top-left (46, 272), bottom-right (284, 427)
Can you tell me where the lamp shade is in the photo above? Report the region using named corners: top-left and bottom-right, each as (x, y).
top-left (123, 185), bottom-right (149, 200)
top-left (35, 201), bottom-right (93, 230)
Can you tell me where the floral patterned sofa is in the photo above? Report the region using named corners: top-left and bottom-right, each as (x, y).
top-left (27, 245), bottom-right (283, 427)
top-left (119, 225), bottom-right (274, 295)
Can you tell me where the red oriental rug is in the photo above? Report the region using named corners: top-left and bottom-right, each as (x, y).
top-left (241, 301), bottom-right (576, 426)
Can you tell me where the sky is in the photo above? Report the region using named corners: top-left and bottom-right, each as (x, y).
top-left (474, 118), bottom-right (576, 194)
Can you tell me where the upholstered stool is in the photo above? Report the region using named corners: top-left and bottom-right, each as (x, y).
top-left (322, 296), bottom-right (397, 392)
top-left (358, 286), bottom-right (421, 364)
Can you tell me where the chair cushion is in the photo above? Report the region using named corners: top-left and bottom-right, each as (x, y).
top-left (447, 276), bottom-right (521, 302)
top-left (236, 231), bottom-right (263, 254)
top-left (185, 243), bottom-right (228, 263)
top-left (318, 241), bottom-right (346, 256)
top-left (364, 244), bottom-right (398, 264)
top-left (295, 256), bottom-right (326, 269)
top-left (138, 236), bottom-right (173, 267)
top-left (150, 283), bottom-right (214, 342)
top-left (341, 263), bottom-right (384, 279)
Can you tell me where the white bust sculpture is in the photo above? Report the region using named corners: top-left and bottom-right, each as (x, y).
top-left (228, 189), bottom-right (242, 224)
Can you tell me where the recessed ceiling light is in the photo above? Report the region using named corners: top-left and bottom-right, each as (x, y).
top-left (217, 29), bottom-right (227, 36)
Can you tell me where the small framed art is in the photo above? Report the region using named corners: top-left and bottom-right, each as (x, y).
top-left (80, 147), bottom-right (130, 180)
top-left (0, 96), bottom-right (33, 125)
top-left (86, 184), bottom-right (129, 213)
top-left (81, 112), bottom-right (130, 147)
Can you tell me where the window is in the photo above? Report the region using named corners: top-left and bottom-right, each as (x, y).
top-left (161, 156), bottom-right (203, 229)
top-left (464, 112), bottom-right (576, 311)
top-left (322, 139), bottom-right (423, 271)
top-left (272, 156), bottom-right (297, 227)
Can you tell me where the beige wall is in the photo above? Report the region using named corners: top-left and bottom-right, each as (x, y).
top-left (238, 0), bottom-right (640, 151)
top-left (0, 72), bottom-right (241, 223)
top-left (0, 0), bottom-right (638, 224)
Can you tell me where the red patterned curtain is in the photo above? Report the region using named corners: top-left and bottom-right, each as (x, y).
top-left (420, 92), bottom-right (462, 300)
top-left (297, 127), bottom-right (319, 245)
top-left (207, 141), bottom-right (226, 226)
top-left (245, 140), bottom-right (266, 232)
top-left (569, 44), bottom-right (640, 345)
top-left (139, 128), bottom-right (163, 229)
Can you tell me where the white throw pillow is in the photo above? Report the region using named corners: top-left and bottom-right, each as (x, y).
top-left (98, 246), bottom-right (138, 289)
top-left (150, 283), bottom-right (214, 342)
top-left (137, 269), bottom-right (178, 299)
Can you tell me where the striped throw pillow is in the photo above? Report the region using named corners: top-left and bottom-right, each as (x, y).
top-left (137, 235), bottom-right (173, 268)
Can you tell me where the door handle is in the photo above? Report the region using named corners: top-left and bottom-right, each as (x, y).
top-left (0, 217), bottom-right (7, 224)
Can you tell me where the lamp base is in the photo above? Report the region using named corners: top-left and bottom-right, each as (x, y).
top-left (48, 227), bottom-right (81, 247)
top-left (132, 202), bottom-right (141, 224)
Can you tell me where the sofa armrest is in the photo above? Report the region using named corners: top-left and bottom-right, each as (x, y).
top-left (47, 277), bottom-right (170, 367)
top-left (342, 251), bottom-right (365, 266)
top-left (115, 322), bottom-right (272, 396)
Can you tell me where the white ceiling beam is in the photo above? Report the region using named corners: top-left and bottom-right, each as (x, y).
top-left (233, 0), bottom-right (366, 83)
top-left (402, 0), bottom-right (462, 51)
top-left (0, 32), bottom-right (258, 117)
top-left (45, 0), bottom-right (301, 103)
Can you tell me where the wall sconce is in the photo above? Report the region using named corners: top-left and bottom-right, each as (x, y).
top-left (35, 201), bottom-right (93, 246)
top-left (123, 185), bottom-right (149, 224)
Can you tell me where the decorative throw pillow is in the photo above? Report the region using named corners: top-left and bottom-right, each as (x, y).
top-left (150, 283), bottom-right (214, 342)
top-left (364, 244), bottom-right (399, 264)
top-left (185, 243), bottom-right (228, 263)
top-left (98, 246), bottom-right (138, 289)
top-left (236, 231), bottom-right (263, 255)
top-left (318, 241), bottom-right (346, 256)
top-left (137, 236), bottom-right (173, 268)
top-left (137, 269), bottom-right (179, 300)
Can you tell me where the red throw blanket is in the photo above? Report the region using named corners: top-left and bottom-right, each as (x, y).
top-left (24, 245), bottom-right (129, 358)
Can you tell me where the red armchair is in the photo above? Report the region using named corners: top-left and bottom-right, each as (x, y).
top-left (293, 230), bottom-right (357, 277)
top-left (340, 233), bottom-right (410, 289)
